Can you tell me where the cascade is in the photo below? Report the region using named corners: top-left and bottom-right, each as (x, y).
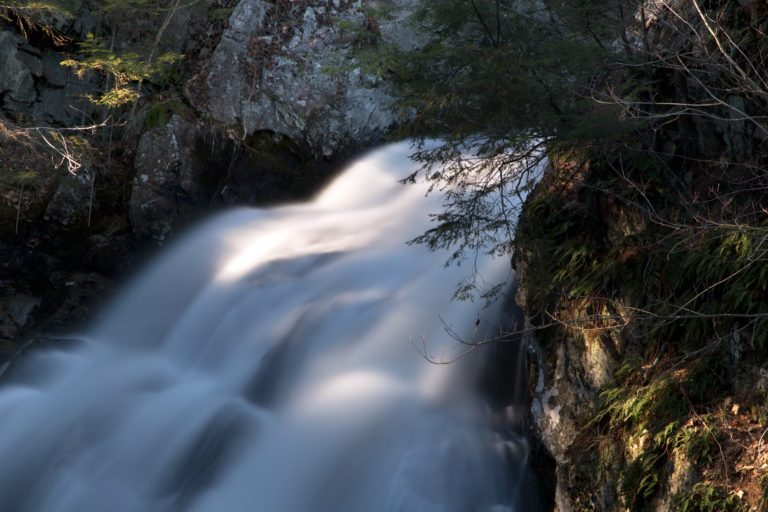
top-left (0, 142), bottom-right (540, 511)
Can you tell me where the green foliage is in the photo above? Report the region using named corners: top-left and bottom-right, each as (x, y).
top-left (208, 7), bottom-right (233, 21)
top-left (47, 0), bottom-right (189, 112)
top-left (596, 377), bottom-right (685, 436)
top-left (351, 0), bottom-right (636, 279)
top-left (99, 0), bottom-right (165, 15)
top-left (621, 448), bottom-right (665, 510)
top-left (0, 168), bottom-right (38, 188)
top-left (671, 483), bottom-right (745, 512)
top-left (336, 18), bottom-right (379, 46)
top-left (675, 427), bottom-right (719, 469)
top-left (61, 33), bottom-right (182, 108)
top-left (0, 0), bottom-right (73, 19)
top-left (596, 372), bottom-right (723, 508)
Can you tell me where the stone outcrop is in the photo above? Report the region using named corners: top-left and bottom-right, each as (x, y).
top-left (44, 170), bottom-right (95, 227)
top-left (127, 0), bottom-right (430, 241)
top-left (0, 0), bottom-right (423, 355)
top-left (188, 0), bottom-right (422, 158)
top-left (517, 259), bottom-right (623, 511)
top-left (129, 114), bottom-right (212, 241)
top-left (0, 240), bottom-right (114, 369)
top-left (0, 293), bottom-right (41, 353)
top-left (0, 27), bottom-right (97, 125)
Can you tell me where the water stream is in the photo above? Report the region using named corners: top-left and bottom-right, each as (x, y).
top-left (0, 142), bottom-right (540, 511)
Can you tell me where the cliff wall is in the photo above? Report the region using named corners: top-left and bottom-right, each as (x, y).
top-left (0, 0), bottom-right (420, 362)
top-left (515, 153), bottom-right (768, 511)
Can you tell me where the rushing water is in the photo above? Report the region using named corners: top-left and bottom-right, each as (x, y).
top-left (0, 142), bottom-right (540, 511)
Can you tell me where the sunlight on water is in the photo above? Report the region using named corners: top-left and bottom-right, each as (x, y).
top-left (0, 141), bottom-right (541, 511)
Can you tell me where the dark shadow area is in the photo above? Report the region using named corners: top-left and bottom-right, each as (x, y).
top-left (477, 286), bottom-right (556, 511)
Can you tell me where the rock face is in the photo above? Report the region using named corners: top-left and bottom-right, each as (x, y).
top-left (129, 114), bottom-right (212, 241)
top-left (188, 0), bottom-right (422, 158)
top-left (517, 264), bottom-right (621, 512)
top-left (127, 113), bottom-right (318, 242)
top-left (127, 0), bottom-right (430, 241)
top-left (44, 170), bottom-right (94, 227)
top-left (0, 293), bottom-right (41, 352)
top-left (1, 0), bottom-right (431, 353)
top-left (0, 27), bottom-right (97, 125)
top-left (0, 31), bottom-right (37, 108)
top-left (513, 166), bottom-right (635, 511)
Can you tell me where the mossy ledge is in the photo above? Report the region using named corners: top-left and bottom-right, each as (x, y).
top-left (515, 153), bottom-right (768, 511)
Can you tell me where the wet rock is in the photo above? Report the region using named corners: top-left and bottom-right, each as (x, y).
top-left (0, 236), bottom-right (116, 363)
top-left (0, 243), bottom-right (54, 359)
top-left (45, 271), bottom-right (113, 332)
top-left (0, 293), bottom-right (41, 344)
top-left (516, 235), bottom-right (625, 511)
top-left (82, 233), bottom-right (137, 276)
top-left (527, 337), bottom-right (595, 466)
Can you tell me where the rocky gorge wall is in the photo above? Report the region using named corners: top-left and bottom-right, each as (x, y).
top-left (0, 0), bottom-right (421, 363)
top-left (515, 151), bottom-right (768, 511)
top-left (0, 5), bottom-right (632, 510)
top-left (1, 6), bottom-right (566, 509)
top-left (9, 1), bottom-right (766, 510)
top-left (508, 1), bottom-right (768, 509)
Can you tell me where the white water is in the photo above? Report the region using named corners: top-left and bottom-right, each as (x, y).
top-left (0, 142), bottom-right (538, 511)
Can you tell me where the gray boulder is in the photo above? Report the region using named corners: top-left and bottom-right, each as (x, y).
top-left (0, 31), bottom-right (38, 108)
top-left (189, 0), bottom-right (422, 158)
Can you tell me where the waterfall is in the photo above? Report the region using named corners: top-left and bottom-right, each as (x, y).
top-left (0, 142), bottom-right (541, 511)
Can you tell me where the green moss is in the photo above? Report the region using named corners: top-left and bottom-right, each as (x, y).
top-left (0, 169), bottom-right (39, 187)
top-left (335, 18), bottom-right (379, 46)
top-left (145, 102), bottom-right (170, 129)
top-left (144, 99), bottom-right (191, 130)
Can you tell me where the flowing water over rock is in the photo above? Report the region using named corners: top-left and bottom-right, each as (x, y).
top-left (0, 142), bottom-right (540, 511)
